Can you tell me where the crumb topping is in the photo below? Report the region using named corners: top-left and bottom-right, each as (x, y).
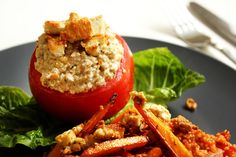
top-left (35, 13), bottom-right (124, 94)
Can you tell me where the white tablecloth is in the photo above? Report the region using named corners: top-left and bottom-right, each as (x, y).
top-left (1, 0), bottom-right (236, 70)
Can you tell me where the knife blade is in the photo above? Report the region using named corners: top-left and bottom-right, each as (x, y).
top-left (188, 2), bottom-right (236, 47)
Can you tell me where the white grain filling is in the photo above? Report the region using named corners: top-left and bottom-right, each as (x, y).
top-left (34, 13), bottom-right (124, 94)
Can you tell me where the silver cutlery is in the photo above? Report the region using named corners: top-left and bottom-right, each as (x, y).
top-left (165, 1), bottom-right (236, 64)
top-left (189, 2), bottom-right (236, 47)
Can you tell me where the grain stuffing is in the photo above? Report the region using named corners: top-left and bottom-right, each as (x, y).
top-left (35, 13), bottom-right (124, 94)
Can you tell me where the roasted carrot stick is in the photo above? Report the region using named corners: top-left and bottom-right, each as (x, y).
top-left (110, 111), bottom-right (125, 124)
top-left (78, 93), bottom-right (117, 137)
top-left (132, 92), bottom-right (192, 157)
top-left (47, 144), bottom-right (62, 157)
top-left (80, 136), bottom-right (149, 157)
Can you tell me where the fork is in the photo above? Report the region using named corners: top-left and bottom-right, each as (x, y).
top-left (165, 1), bottom-right (236, 64)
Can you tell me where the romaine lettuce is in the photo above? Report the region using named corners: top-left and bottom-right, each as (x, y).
top-left (133, 47), bottom-right (205, 104)
top-left (0, 86), bottom-right (68, 149)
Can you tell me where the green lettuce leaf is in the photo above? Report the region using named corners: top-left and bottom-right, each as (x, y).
top-left (144, 88), bottom-right (176, 105)
top-left (0, 86), bottom-right (68, 149)
top-left (0, 86), bottom-right (30, 110)
top-left (133, 47), bottom-right (205, 104)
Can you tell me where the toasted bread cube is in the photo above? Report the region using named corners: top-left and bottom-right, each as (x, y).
top-left (61, 17), bottom-right (93, 42)
top-left (91, 15), bottom-right (107, 36)
top-left (44, 21), bottom-right (65, 35)
top-left (61, 13), bottom-right (108, 42)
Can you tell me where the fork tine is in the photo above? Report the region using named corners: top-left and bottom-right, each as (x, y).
top-left (162, 0), bottom-right (236, 65)
top-left (163, 0), bottom-right (197, 37)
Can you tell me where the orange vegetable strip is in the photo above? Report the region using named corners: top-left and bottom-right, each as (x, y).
top-left (110, 112), bottom-right (125, 124)
top-left (78, 93), bottom-right (117, 137)
top-left (47, 144), bottom-right (62, 157)
top-left (110, 108), bottom-right (136, 124)
top-left (133, 94), bottom-right (192, 157)
top-left (80, 136), bottom-right (149, 157)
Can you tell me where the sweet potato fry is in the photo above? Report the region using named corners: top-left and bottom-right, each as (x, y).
top-left (80, 136), bottom-right (149, 157)
top-left (132, 92), bottom-right (192, 157)
top-left (78, 93), bottom-right (117, 137)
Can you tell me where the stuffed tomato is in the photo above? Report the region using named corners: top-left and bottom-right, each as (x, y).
top-left (29, 13), bottom-right (134, 122)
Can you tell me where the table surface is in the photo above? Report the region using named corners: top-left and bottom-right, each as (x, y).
top-left (1, 0), bottom-right (236, 70)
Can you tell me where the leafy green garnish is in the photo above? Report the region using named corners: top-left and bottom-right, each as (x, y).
top-left (0, 86), bottom-right (68, 149)
top-left (134, 47), bottom-right (205, 104)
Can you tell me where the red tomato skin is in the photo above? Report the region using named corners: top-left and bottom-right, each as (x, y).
top-left (29, 35), bottom-right (134, 122)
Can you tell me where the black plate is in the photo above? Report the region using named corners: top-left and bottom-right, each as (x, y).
top-left (0, 36), bottom-right (235, 156)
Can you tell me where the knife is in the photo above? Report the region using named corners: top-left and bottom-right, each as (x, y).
top-left (188, 2), bottom-right (236, 47)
